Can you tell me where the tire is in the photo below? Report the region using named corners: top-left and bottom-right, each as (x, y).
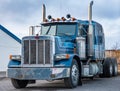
top-left (64, 59), bottom-right (80, 88)
top-left (89, 77), bottom-right (94, 80)
top-left (99, 74), bottom-right (104, 78)
top-left (111, 58), bottom-right (118, 76)
top-left (11, 79), bottom-right (28, 89)
top-left (103, 58), bottom-right (113, 77)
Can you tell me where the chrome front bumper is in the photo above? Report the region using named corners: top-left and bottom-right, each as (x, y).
top-left (7, 67), bottom-right (70, 80)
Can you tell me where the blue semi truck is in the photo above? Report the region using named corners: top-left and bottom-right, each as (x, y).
top-left (7, 1), bottom-right (118, 88)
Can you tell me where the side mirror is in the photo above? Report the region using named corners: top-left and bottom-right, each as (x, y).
top-left (29, 26), bottom-right (41, 36)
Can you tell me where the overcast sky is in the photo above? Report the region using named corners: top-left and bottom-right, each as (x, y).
top-left (0, 0), bottom-right (120, 49)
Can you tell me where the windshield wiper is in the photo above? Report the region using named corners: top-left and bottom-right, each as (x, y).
top-left (46, 26), bottom-right (51, 34)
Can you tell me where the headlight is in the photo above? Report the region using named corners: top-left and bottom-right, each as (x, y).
top-left (55, 54), bottom-right (70, 61)
top-left (9, 55), bottom-right (21, 61)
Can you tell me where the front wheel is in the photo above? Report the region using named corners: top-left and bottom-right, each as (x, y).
top-left (64, 59), bottom-right (80, 88)
top-left (11, 79), bottom-right (28, 89)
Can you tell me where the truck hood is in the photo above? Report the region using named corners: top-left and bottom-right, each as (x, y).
top-left (22, 35), bottom-right (75, 54)
top-left (55, 36), bottom-right (74, 54)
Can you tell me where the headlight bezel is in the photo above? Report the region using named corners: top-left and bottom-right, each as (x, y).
top-left (9, 55), bottom-right (21, 61)
top-left (55, 54), bottom-right (70, 61)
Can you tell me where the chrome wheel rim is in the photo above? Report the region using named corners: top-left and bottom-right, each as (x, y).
top-left (110, 63), bottom-right (113, 75)
top-left (115, 63), bottom-right (118, 74)
top-left (71, 64), bottom-right (79, 85)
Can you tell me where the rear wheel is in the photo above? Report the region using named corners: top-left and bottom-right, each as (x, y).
top-left (64, 59), bottom-right (80, 88)
top-left (103, 58), bottom-right (113, 77)
top-left (11, 79), bottom-right (28, 89)
top-left (111, 58), bottom-right (118, 76)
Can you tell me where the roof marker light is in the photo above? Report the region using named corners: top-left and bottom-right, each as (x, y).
top-left (57, 18), bottom-right (60, 21)
top-left (61, 17), bottom-right (66, 21)
top-left (44, 19), bottom-right (48, 22)
top-left (52, 18), bottom-right (56, 22)
top-left (71, 17), bottom-right (76, 21)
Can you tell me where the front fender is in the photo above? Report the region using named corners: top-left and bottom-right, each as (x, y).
top-left (54, 54), bottom-right (80, 67)
top-left (8, 60), bottom-right (21, 68)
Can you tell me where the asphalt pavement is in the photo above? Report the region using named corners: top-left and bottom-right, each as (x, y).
top-left (0, 72), bottom-right (6, 80)
top-left (0, 72), bottom-right (120, 91)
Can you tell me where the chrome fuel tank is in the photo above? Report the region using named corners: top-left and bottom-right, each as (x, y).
top-left (76, 37), bottom-right (86, 58)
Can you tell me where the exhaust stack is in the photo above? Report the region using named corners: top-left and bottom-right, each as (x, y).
top-left (88, 1), bottom-right (94, 58)
top-left (42, 4), bottom-right (46, 22)
top-left (88, 1), bottom-right (93, 24)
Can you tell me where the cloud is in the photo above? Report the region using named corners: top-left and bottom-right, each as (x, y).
top-left (93, 0), bottom-right (120, 19)
top-left (0, 0), bottom-right (120, 49)
top-left (0, 0), bottom-right (119, 22)
top-left (97, 18), bottom-right (120, 49)
top-left (37, 0), bottom-right (120, 20)
top-left (0, 0), bottom-right (41, 23)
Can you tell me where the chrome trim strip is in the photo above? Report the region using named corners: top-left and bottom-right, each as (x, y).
top-left (43, 40), bottom-right (45, 65)
top-left (29, 40), bottom-right (31, 64)
top-left (36, 40), bottom-right (38, 64)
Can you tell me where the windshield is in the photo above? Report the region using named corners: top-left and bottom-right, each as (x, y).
top-left (41, 24), bottom-right (76, 36)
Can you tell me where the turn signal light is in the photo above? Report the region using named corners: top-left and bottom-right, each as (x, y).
top-left (66, 54), bottom-right (70, 59)
top-left (9, 55), bottom-right (21, 61)
top-left (9, 55), bottom-right (12, 60)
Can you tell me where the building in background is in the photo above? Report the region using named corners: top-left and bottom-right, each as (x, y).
top-left (0, 25), bottom-right (21, 71)
top-left (105, 50), bottom-right (120, 71)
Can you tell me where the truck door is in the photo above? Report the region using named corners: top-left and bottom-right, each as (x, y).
top-left (77, 24), bottom-right (87, 59)
top-left (94, 24), bottom-right (104, 59)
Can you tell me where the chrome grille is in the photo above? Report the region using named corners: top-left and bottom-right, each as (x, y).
top-left (45, 40), bottom-right (51, 64)
top-left (23, 39), bottom-right (52, 66)
top-left (24, 40), bottom-right (29, 64)
top-left (38, 40), bottom-right (44, 64)
top-left (30, 40), bottom-right (36, 64)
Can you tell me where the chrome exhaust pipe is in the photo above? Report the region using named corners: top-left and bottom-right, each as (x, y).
top-left (88, 1), bottom-right (93, 24)
top-left (88, 1), bottom-right (94, 57)
top-left (42, 4), bottom-right (46, 22)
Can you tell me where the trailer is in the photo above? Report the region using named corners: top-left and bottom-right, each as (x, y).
top-left (7, 1), bottom-right (118, 88)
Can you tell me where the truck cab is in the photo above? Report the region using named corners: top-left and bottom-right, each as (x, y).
top-left (7, 1), bottom-right (118, 89)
